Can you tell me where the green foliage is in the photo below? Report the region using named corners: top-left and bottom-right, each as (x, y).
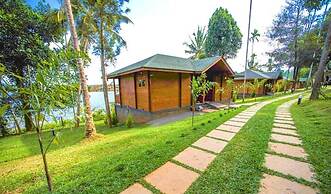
top-left (126, 112), bottom-right (134, 128)
top-left (198, 73), bottom-right (214, 102)
top-left (248, 79), bottom-right (267, 99)
top-left (111, 105), bottom-right (118, 125)
top-left (183, 26), bottom-right (207, 59)
top-left (225, 78), bottom-right (241, 102)
top-left (93, 109), bottom-right (106, 121)
top-left (205, 7), bottom-right (242, 58)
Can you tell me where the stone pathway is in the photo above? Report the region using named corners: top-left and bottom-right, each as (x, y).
top-left (259, 99), bottom-right (317, 194)
top-left (121, 94), bottom-right (302, 194)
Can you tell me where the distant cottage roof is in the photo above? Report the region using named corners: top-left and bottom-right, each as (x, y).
top-left (108, 54), bottom-right (234, 78)
top-left (234, 69), bottom-right (282, 80)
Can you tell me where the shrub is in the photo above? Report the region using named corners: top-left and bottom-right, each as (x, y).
top-left (93, 109), bottom-right (105, 121)
top-left (111, 105), bottom-right (118, 125)
top-left (126, 113), bottom-right (134, 128)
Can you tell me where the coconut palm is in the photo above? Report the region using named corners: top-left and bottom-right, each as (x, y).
top-left (183, 26), bottom-right (207, 59)
top-left (249, 29), bottom-right (260, 66)
top-left (77, 0), bottom-right (131, 127)
top-left (64, 0), bottom-right (96, 138)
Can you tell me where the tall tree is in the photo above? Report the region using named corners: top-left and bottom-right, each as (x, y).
top-left (267, 0), bottom-right (329, 88)
top-left (205, 7), bottom-right (242, 58)
top-left (310, 16), bottom-right (331, 99)
top-left (64, 0), bottom-right (96, 138)
top-left (268, 0), bottom-right (306, 88)
top-left (77, 0), bottom-right (130, 127)
top-left (0, 0), bottom-right (64, 132)
top-left (249, 29), bottom-right (260, 66)
top-left (183, 26), bottom-right (207, 59)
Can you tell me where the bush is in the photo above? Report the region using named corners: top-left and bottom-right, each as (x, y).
top-left (93, 109), bottom-right (105, 121)
top-left (111, 105), bottom-right (118, 125)
top-left (126, 113), bottom-right (134, 128)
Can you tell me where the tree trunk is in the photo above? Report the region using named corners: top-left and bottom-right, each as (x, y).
top-left (36, 127), bottom-right (53, 192)
top-left (64, 0), bottom-right (96, 138)
top-left (310, 19), bottom-right (331, 100)
top-left (99, 17), bottom-right (112, 127)
top-left (11, 111), bottom-right (21, 134)
top-left (23, 111), bottom-right (33, 132)
top-left (75, 85), bottom-right (81, 127)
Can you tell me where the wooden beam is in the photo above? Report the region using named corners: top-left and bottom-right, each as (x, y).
top-left (220, 75), bottom-right (223, 101)
top-left (190, 74), bottom-right (193, 106)
top-left (133, 72), bottom-right (138, 109)
top-left (179, 73), bottom-right (182, 108)
top-left (118, 77), bottom-right (122, 107)
top-left (147, 71), bottom-right (152, 112)
top-left (112, 78), bottom-right (116, 103)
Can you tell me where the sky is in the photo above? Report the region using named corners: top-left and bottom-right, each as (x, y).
top-left (27, 0), bottom-right (286, 85)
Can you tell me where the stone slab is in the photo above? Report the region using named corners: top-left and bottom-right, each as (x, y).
top-left (272, 127), bottom-right (298, 136)
top-left (271, 134), bottom-right (302, 145)
top-left (239, 112), bottom-right (255, 116)
top-left (274, 119), bottom-right (294, 125)
top-left (216, 124), bottom-right (241, 133)
top-left (259, 174), bottom-right (317, 194)
top-left (144, 162), bottom-right (199, 194)
top-left (207, 130), bottom-right (236, 141)
top-left (192, 136), bottom-right (228, 153)
top-left (230, 118), bottom-right (249, 123)
top-left (264, 154), bottom-right (314, 182)
top-left (275, 114), bottom-right (292, 118)
top-left (223, 121), bottom-right (246, 127)
top-left (269, 142), bottom-right (307, 158)
top-left (121, 183), bottom-right (152, 194)
top-left (173, 147), bottom-right (216, 171)
top-left (275, 116), bottom-right (293, 121)
top-left (235, 115), bottom-right (251, 119)
top-left (274, 123), bottom-right (296, 130)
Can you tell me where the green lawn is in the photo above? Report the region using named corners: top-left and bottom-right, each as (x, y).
top-left (187, 97), bottom-right (295, 193)
top-left (0, 107), bottom-right (245, 193)
top-left (236, 88), bottom-right (306, 104)
top-left (291, 90), bottom-right (331, 194)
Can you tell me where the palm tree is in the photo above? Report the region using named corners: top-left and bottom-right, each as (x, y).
top-left (249, 29), bottom-right (260, 66)
top-left (183, 26), bottom-right (207, 59)
top-left (77, 0), bottom-right (131, 127)
top-left (64, 0), bottom-right (96, 138)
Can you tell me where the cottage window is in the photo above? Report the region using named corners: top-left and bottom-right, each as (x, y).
top-left (138, 80), bottom-right (145, 87)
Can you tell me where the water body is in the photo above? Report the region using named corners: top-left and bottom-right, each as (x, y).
top-left (61, 91), bottom-right (115, 119)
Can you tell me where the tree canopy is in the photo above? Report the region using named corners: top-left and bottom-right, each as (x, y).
top-left (205, 7), bottom-right (242, 58)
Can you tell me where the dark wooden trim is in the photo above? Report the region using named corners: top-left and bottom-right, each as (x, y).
top-left (220, 75), bottom-right (223, 101)
top-left (147, 71), bottom-right (152, 112)
top-left (179, 73), bottom-right (182, 108)
top-left (112, 78), bottom-right (116, 103)
top-left (133, 72), bottom-right (138, 109)
top-left (190, 74), bottom-right (193, 106)
top-left (118, 77), bottom-right (122, 107)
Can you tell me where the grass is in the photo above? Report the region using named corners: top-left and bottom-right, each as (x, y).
top-left (0, 107), bottom-right (245, 193)
top-left (186, 97), bottom-right (296, 194)
top-left (236, 88), bottom-right (306, 104)
top-left (291, 89), bottom-right (331, 194)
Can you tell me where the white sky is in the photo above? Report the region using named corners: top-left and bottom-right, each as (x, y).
top-left (86, 0), bottom-right (286, 85)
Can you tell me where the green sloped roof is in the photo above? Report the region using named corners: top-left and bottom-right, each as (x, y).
top-left (234, 69), bottom-right (281, 80)
top-left (108, 54), bottom-right (224, 77)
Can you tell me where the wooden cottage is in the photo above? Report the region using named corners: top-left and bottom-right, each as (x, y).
top-left (234, 69), bottom-right (282, 96)
top-left (107, 54), bottom-right (235, 122)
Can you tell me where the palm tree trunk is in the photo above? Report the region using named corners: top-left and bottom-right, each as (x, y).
top-left (64, 0), bottom-right (96, 137)
top-left (11, 111), bottom-right (21, 134)
top-left (75, 84), bottom-right (81, 127)
top-left (310, 19), bottom-right (331, 100)
top-left (99, 16), bottom-right (112, 127)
